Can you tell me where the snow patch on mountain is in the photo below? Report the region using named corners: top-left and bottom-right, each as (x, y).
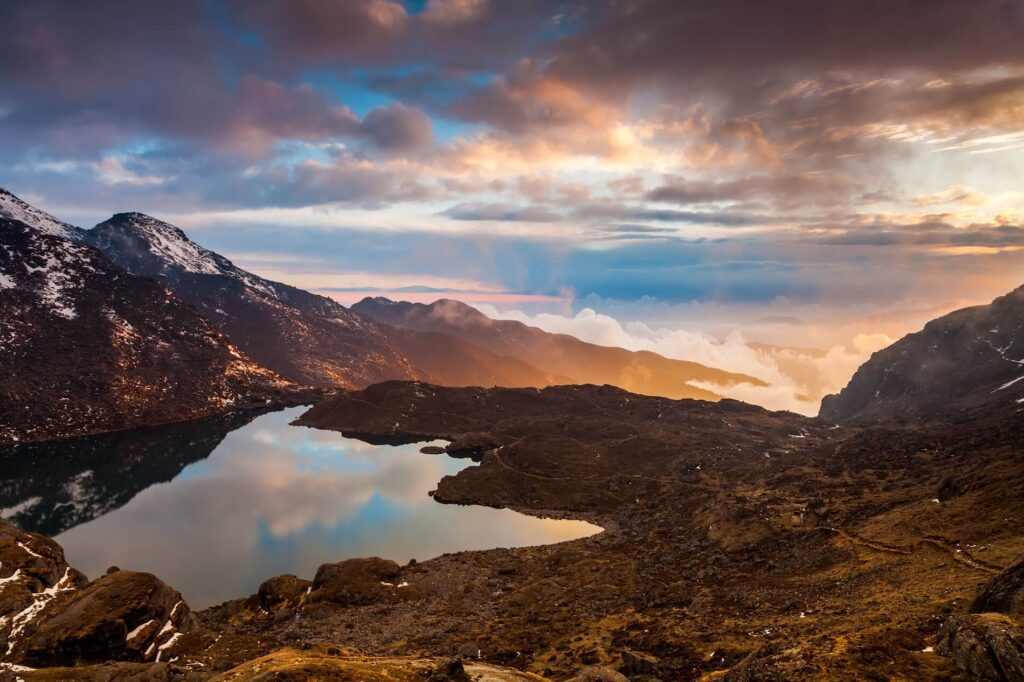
top-left (114, 213), bottom-right (223, 275)
top-left (0, 188), bottom-right (81, 240)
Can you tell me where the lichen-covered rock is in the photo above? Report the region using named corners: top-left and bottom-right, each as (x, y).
top-left (309, 558), bottom-right (421, 607)
top-left (936, 613), bottom-right (1024, 681)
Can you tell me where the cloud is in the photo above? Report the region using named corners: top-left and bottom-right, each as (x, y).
top-left (646, 173), bottom-right (856, 208)
top-left (422, 0), bottom-right (490, 27)
top-left (360, 103), bottom-right (435, 153)
top-left (230, 0), bottom-right (409, 65)
top-left (472, 304), bottom-right (893, 415)
top-left (441, 202), bottom-right (562, 223)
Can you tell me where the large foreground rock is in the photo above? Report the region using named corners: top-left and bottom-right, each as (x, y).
top-left (972, 554), bottom-right (1024, 617)
top-left (0, 521), bottom-right (199, 668)
top-left (937, 614), bottom-right (1024, 681)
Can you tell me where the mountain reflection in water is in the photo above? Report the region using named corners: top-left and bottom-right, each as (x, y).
top-left (0, 406), bottom-right (599, 608)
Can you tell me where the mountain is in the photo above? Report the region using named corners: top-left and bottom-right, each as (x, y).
top-left (0, 187), bottom-right (83, 241)
top-left (0, 187), bottom-right (763, 400)
top-left (352, 297), bottom-right (766, 400)
top-left (0, 189), bottom-right (605, 392)
top-left (83, 212), bottom-right (584, 391)
top-left (82, 212), bottom-right (419, 389)
top-left (0, 219), bottom-right (296, 444)
top-left (383, 327), bottom-right (573, 388)
top-left (820, 284), bottom-right (1024, 423)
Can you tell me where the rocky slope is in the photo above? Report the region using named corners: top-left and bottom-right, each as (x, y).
top-left (0, 219), bottom-right (300, 444)
top-left (353, 297), bottom-right (765, 400)
top-left (83, 212), bottom-right (419, 389)
top-left (82, 211), bottom-right (577, 391)
top-left (0, 188), bottom-right (82, 241)
top-left (820, 285), bottom-right (1024, 424)
top-left (2, 377), bottom-right (1020, 680)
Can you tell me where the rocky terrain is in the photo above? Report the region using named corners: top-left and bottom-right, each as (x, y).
top-left (1, 371), bottom-right (1021, 679)
top-left (83, 212), bottom-right (419, 390)
top-left (0, 189), bottom-right (82, 242)
top-left (353, 297), bottom-right (765, 401)
top-left (0, 220), bottom-right (306, 445)
top-left (2, 189), bottom-right (1022, 678)
top-left (821, 284), bottom-right (1024, 424)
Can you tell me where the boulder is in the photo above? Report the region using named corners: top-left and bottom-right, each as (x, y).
top-left (620, 649), bottom-right (660, 676)
top-left (0, 520), bottom-right (89, 658)
top-left (425, 658), bottom-right (472, 682)
top-left (971, 554), bottom-right (1024, 616)
top-left (0, 519), bottom-right (74, 586)
top-left (936, 613), bottom-right (1024, 681)
top-left (257, 574), bottom-right (312, 610)
top-left (309, 558), bottom-right (421, 606)
top-left (20, 570), bottom-right (198, 667)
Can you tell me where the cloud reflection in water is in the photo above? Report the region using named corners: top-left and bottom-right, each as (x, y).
top-left (55, 407), bottom-right (599, 607)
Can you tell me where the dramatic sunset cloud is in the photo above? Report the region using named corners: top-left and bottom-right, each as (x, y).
top-left (2, 0), bottom-right (1022, 411)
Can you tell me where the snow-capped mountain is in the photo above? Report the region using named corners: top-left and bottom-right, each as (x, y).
top-left (0, 218), bottom-right (296, 444)
top-left (82, 212), bottom-right (419, 388)
top-left (0, 187), bottom-right (83, 241)
top-left (820, 284), bottom-right (1024, 423)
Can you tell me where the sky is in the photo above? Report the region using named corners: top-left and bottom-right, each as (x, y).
top-left (2, 0), bottom-right (1023, 412)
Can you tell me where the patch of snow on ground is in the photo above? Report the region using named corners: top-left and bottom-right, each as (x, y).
top-left (994, 375), bottom-right (1024, 392)
top-left (0, 568), bottom-right (78, 653)
top-left (127, 619), bottom-right (158, 643)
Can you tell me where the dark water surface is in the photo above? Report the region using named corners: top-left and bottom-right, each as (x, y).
top-left (0, 407), bottom-right (599, 607)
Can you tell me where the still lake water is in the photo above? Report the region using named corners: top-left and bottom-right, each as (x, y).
top-left (0, 406), bottom-right (599, 607)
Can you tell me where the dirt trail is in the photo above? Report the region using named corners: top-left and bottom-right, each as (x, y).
top-left (832, 528), bottom-right (1002, 574)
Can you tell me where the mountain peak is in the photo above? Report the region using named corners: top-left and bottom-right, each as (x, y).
top-left (0, 187), bottom-right (83, 241)
top-left (92, 212), bottom-right (225, 276)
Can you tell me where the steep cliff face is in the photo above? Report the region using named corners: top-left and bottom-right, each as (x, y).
top-left (820, 285), bottom-right (1024, 424)
top-left (0, 219), bottom-right (296, 444)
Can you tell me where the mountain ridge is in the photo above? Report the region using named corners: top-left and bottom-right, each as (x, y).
top-left (353, 296), bottom-right (766, 401)
top-left (0, 218), bottom-right (301, 444)
top-left (820, 284), bottom-right (1024, 424)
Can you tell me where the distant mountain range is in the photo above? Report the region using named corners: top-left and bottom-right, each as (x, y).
top-left (0, 186), bottom-right (774, 443)
top-left (821, 284), bottom-right (1024, 424)
top-left (353, 297), bottom-right (764, 400)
